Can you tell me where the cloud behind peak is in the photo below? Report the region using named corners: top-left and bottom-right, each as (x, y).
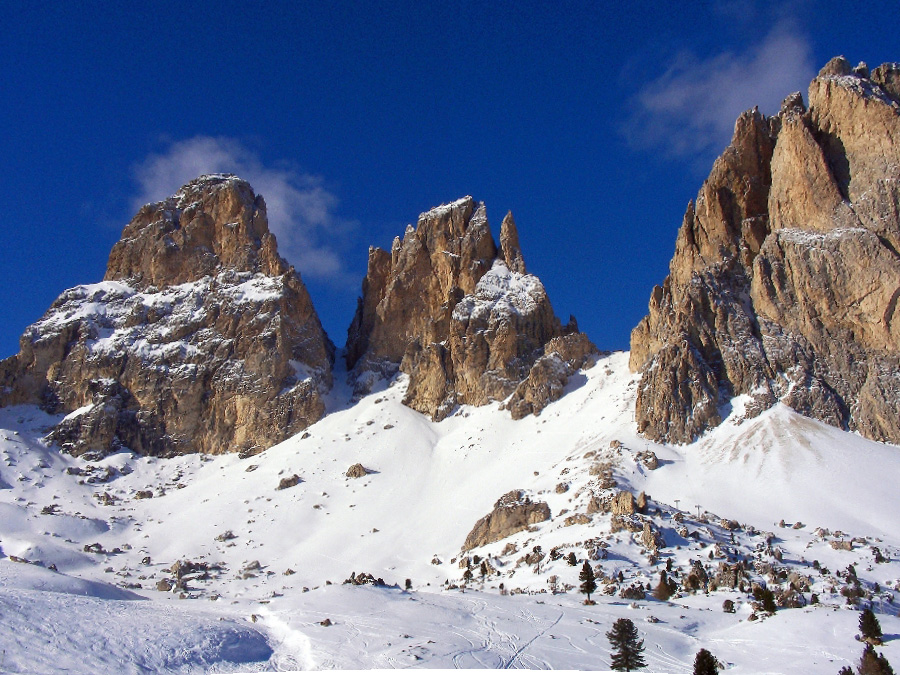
top-left (624, 23), bottom-right (815, 161)
top-left (132, 136), bottom-right (354, 282)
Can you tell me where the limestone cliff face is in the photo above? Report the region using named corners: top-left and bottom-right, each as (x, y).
top-left (631, 57), bottom-right (900, 444)
top-left (0, 175), bottom-right (334, 457)
top-left (346, 197), bottom-right (596, 420)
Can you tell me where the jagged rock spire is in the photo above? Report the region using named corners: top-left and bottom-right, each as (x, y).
top-left (346, 198), bottom-right (596, 420)
top-left (500, 211), bottom-right (527, 274)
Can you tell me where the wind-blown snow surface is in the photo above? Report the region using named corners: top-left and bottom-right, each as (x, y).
top-left (1, 352), bottom-right (898, 673)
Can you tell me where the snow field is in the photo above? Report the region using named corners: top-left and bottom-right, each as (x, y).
top-left (1, 351), bottom-right (899, 672)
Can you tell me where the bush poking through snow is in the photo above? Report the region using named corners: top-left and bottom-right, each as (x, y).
top-left (653, 571), bottom-right (674, 601)
top-left (276, 474), bottom-right (301, 490)
top-left (752, 586), bottom-right (777, 614)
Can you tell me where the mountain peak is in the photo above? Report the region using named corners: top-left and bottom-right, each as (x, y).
top-left (0, 175), bottom-right (333, 457)
top-left (105, 175), bottom-right (288, 289)
top-left (631, 57), bottom-right (900, 445)
top-left (346, 198), bottom-right (595, 420)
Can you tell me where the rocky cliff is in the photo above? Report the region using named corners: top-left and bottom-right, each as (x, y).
top-left (346, 197), bottom-right (596, 420)
top-left (631, 57), bottom-right (900, 444)
top-left (0, 174), bottom-right (334, 457)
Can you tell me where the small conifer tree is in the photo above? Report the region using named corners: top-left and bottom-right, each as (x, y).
top-left (479, 560), bottom-right (488, 580)
top-left (579, 561), bottom-right (597, 602)
top-left (858, 643), bottom-right (895, 675)
top-left (859, 608), bottom-right (884, 645)
top-left (606, 618), bottom-right (647, 671)
top-left (693, 648), bottom-right (719, 675)
top-left (653, 571), bottom-right (673, 601)
top-left (567, 552), bottom-right (578, 566)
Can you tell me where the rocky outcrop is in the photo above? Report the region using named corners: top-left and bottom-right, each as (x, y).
top-left (346, 197), bottom-right (595, 420)
top-left (462, 490), bottom-right (550, 551)
top-left (631, 58), bottom-right (900, 444)
top-left (506, 332), bottom-right (599, 419)
top-left (345, 463), bottom-right (371, 478)
top-left (0, 174), bottom-right (334, 456)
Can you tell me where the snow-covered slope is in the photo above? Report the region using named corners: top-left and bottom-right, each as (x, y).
top-left (1, 352), bottom-right (898, 673)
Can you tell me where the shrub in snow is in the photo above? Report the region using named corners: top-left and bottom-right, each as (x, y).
top-left (276, 474), bottom-right (301, 490)
top-left (653, 571), bottom-right (675, 601)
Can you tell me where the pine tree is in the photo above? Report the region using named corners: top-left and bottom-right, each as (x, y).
top-left (579, 561), bottom-right (597, 602)
top-left (606, 617), bottom-right (647, 671)
top-left (693, 648), bottom-right (719, 675)
top-left (859, 608), bottom-right (884, 645)
top-left (479, 560), bottom-right (488, 580)
top-left (858, 644), bottom-right (895, 675)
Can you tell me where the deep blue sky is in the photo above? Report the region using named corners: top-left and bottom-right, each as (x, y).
top-left (2, 1), bottom-right (898, 357)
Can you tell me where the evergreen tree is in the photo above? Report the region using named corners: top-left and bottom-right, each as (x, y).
top-left (567, 552), bottom-right (578, 566)
top-left (579, 561), bottom-right (597, 602)
top-left (479, 560), bottom-right (488, 580)
top-left (859, 608), bottom-right (884, 645)
top-left (462, 561), bottom-right (473, 584)
top-left (837, 667), bottom-right (853, 675)
top-left (606, 618), bottom-right (647, 671)
top-left (858, 644), bottom-right (895, 675)
top-left (693, 648), bottom-right (719, 675)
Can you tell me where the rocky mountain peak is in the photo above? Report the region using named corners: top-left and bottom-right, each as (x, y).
top-left (630, 57), bottom-right (900, 445)
top-left (105, 173), bottom-right (288, 289)
top-left (0, 176), bottom-right (333, 457)
top-left (346, 198), bottom-right (596, 420)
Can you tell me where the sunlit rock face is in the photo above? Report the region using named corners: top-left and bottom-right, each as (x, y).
top-left (346, 197), bottom-right (596, 421)
top-left (631, 58), bottom-right (900, 444)
top-left (0, 174), bottom-right (334, 457)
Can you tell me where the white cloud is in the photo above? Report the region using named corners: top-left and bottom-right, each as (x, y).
top-left (132, 136), bottom-right (353, 281)
top-left (624, 24), bottom-right (815, 159)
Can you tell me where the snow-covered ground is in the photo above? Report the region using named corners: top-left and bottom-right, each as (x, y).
top-left (1, 352), bottom-right (898, 673)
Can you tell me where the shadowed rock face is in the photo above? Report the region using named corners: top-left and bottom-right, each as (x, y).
top-left (0, 174), bottom-right (334, 457)
top-left (631, 57), bottom-right (900, 444)
top-left (346, 197), bottom-right (596, 420)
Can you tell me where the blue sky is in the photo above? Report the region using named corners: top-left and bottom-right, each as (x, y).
top-left (2, 0), bottom-right (898, 357)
